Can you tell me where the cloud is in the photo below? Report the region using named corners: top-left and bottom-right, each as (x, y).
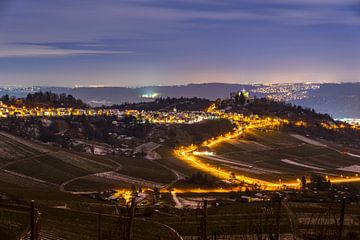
top-left (0, 44), bottom-right (134, 58)
top-left (1, 0), bottom-right (359, 47)
top-left (0, 0), bottom-right (359, 87)
top-left (124, 0), bottom-right (357, 6)
top-left (92, 1), bottom-right (360, 25)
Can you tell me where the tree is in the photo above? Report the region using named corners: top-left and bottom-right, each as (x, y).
top-left (309, 174), bottom-right (331, 190)
top-left (231, 90), bottom-right (248, 105)
top-left (301, 176), bottom-right (307, 190)
top-left (1, 94), bottom-right (10, 104)
top-left (153, 187), bottom-right (160, 202)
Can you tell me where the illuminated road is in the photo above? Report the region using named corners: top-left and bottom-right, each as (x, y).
top-left (2, 101), bottom-right (360, 194)
top-left (172, 108), bottom-right (360, 193)
top-left (173, 113), bottom-right (287, 191)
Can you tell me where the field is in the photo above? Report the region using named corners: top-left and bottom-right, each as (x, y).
top-left (198, 129), bottom-right (360, 183)
top-left (0, 204), bottom-right (30, 240)
top-left (150, 198), bottom-right (291, 237)
top-left (37, 207), bottom-right (178, 240)
top-left (0, 132), bottom-right (177, 197)
top-left (0, 203), bottom-right (178, 240)
top-left (1, 128), bottom-right (360, 239)
top-left (146, 190), bottom-right (360, 239)
top-left (0, 132), bottom-right (181, 239)
top-left (287, 201), bottom-right (360, 238)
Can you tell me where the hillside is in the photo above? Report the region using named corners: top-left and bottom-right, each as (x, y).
top-left (0, 94), bottom-right (359, 239)
top-left (293, 83), bottom-right (360, 118)
top-left (2, 82), bottom-right (360, 118)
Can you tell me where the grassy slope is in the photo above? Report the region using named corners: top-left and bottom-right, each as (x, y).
top-left (201, 129), bottom-right (360, 182)
top-left (0, 131), bottom-right (177, 194)
top-left (115, 156), bottom-right (175, 184)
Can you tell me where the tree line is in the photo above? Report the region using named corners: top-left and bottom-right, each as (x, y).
top-left (0, 92), bottom-right (88, 108)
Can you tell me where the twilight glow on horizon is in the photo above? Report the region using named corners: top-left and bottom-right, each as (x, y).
top-left (0, 0), bottom-right (360, 87)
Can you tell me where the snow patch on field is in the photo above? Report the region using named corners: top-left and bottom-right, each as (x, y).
top-left (290, 134), bottom-right (327, 147)
top-left (171, 192), bottom-right (203, 209)
top-left (225, 139), bottom-right (271, 151)
top-left (281, 159), bottom-right (325, 170)
top-left (346, 153), bottom-right (360, 158)
top-left (203, 155), bottom-right (253, 168)
top-left (222, 164), bottom-right (285, 175)
top-left (337, 165), bottom-right (360, 173)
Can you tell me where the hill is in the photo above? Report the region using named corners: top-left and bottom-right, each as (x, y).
top-left (2, 82), bottom-right (360, 118)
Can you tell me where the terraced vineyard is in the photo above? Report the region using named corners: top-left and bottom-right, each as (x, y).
top-left (148, 196), bottom-right (291, 238)
top-left (287, 201), bottom-right (360, 239)
top-left (0, 132), bottom-right (180, 239)
top-left (199, 129), bottom-right (360, 183)
top-left (0, 205), bottom-right (30, 240)
top-left (0, 132), bottom-right (176, 196)
top-left (1, 126), bottom-right (360, 239)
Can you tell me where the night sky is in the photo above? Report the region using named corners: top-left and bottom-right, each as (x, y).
top-left (0, 0), bottom-right (360, 87)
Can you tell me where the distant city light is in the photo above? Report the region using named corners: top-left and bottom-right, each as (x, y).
top-left (339, 118), bottom-right (360, 126)
top-left (141, 92), bottom-right (160, 99)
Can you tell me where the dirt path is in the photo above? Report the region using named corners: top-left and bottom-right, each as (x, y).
top-left (1, 169), bottom-right (57, 187)
top-left (0, 132), bottom-right (180, 195)
top-left (0, 131), bottom-right (50, 153)
top-left (154, 160), bottom-right (186, 188)
top-left (59, 158), bottom-right (122, 194)
top-left (59, 162), bottom-right (177, 194)
top-left (58, 171), bottom-right (113, 195)
top-left (55, 150), bottom-right (118, 169)
top-left (95, 172), bottom-right (167, 188)
top-left (0, 152), bottom-right (54, 169)
top-left (171, 192), bottom-right (183, 208)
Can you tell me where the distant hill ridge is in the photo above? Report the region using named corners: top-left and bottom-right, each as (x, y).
top-left (0, 83), bottom-right (359, 118)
